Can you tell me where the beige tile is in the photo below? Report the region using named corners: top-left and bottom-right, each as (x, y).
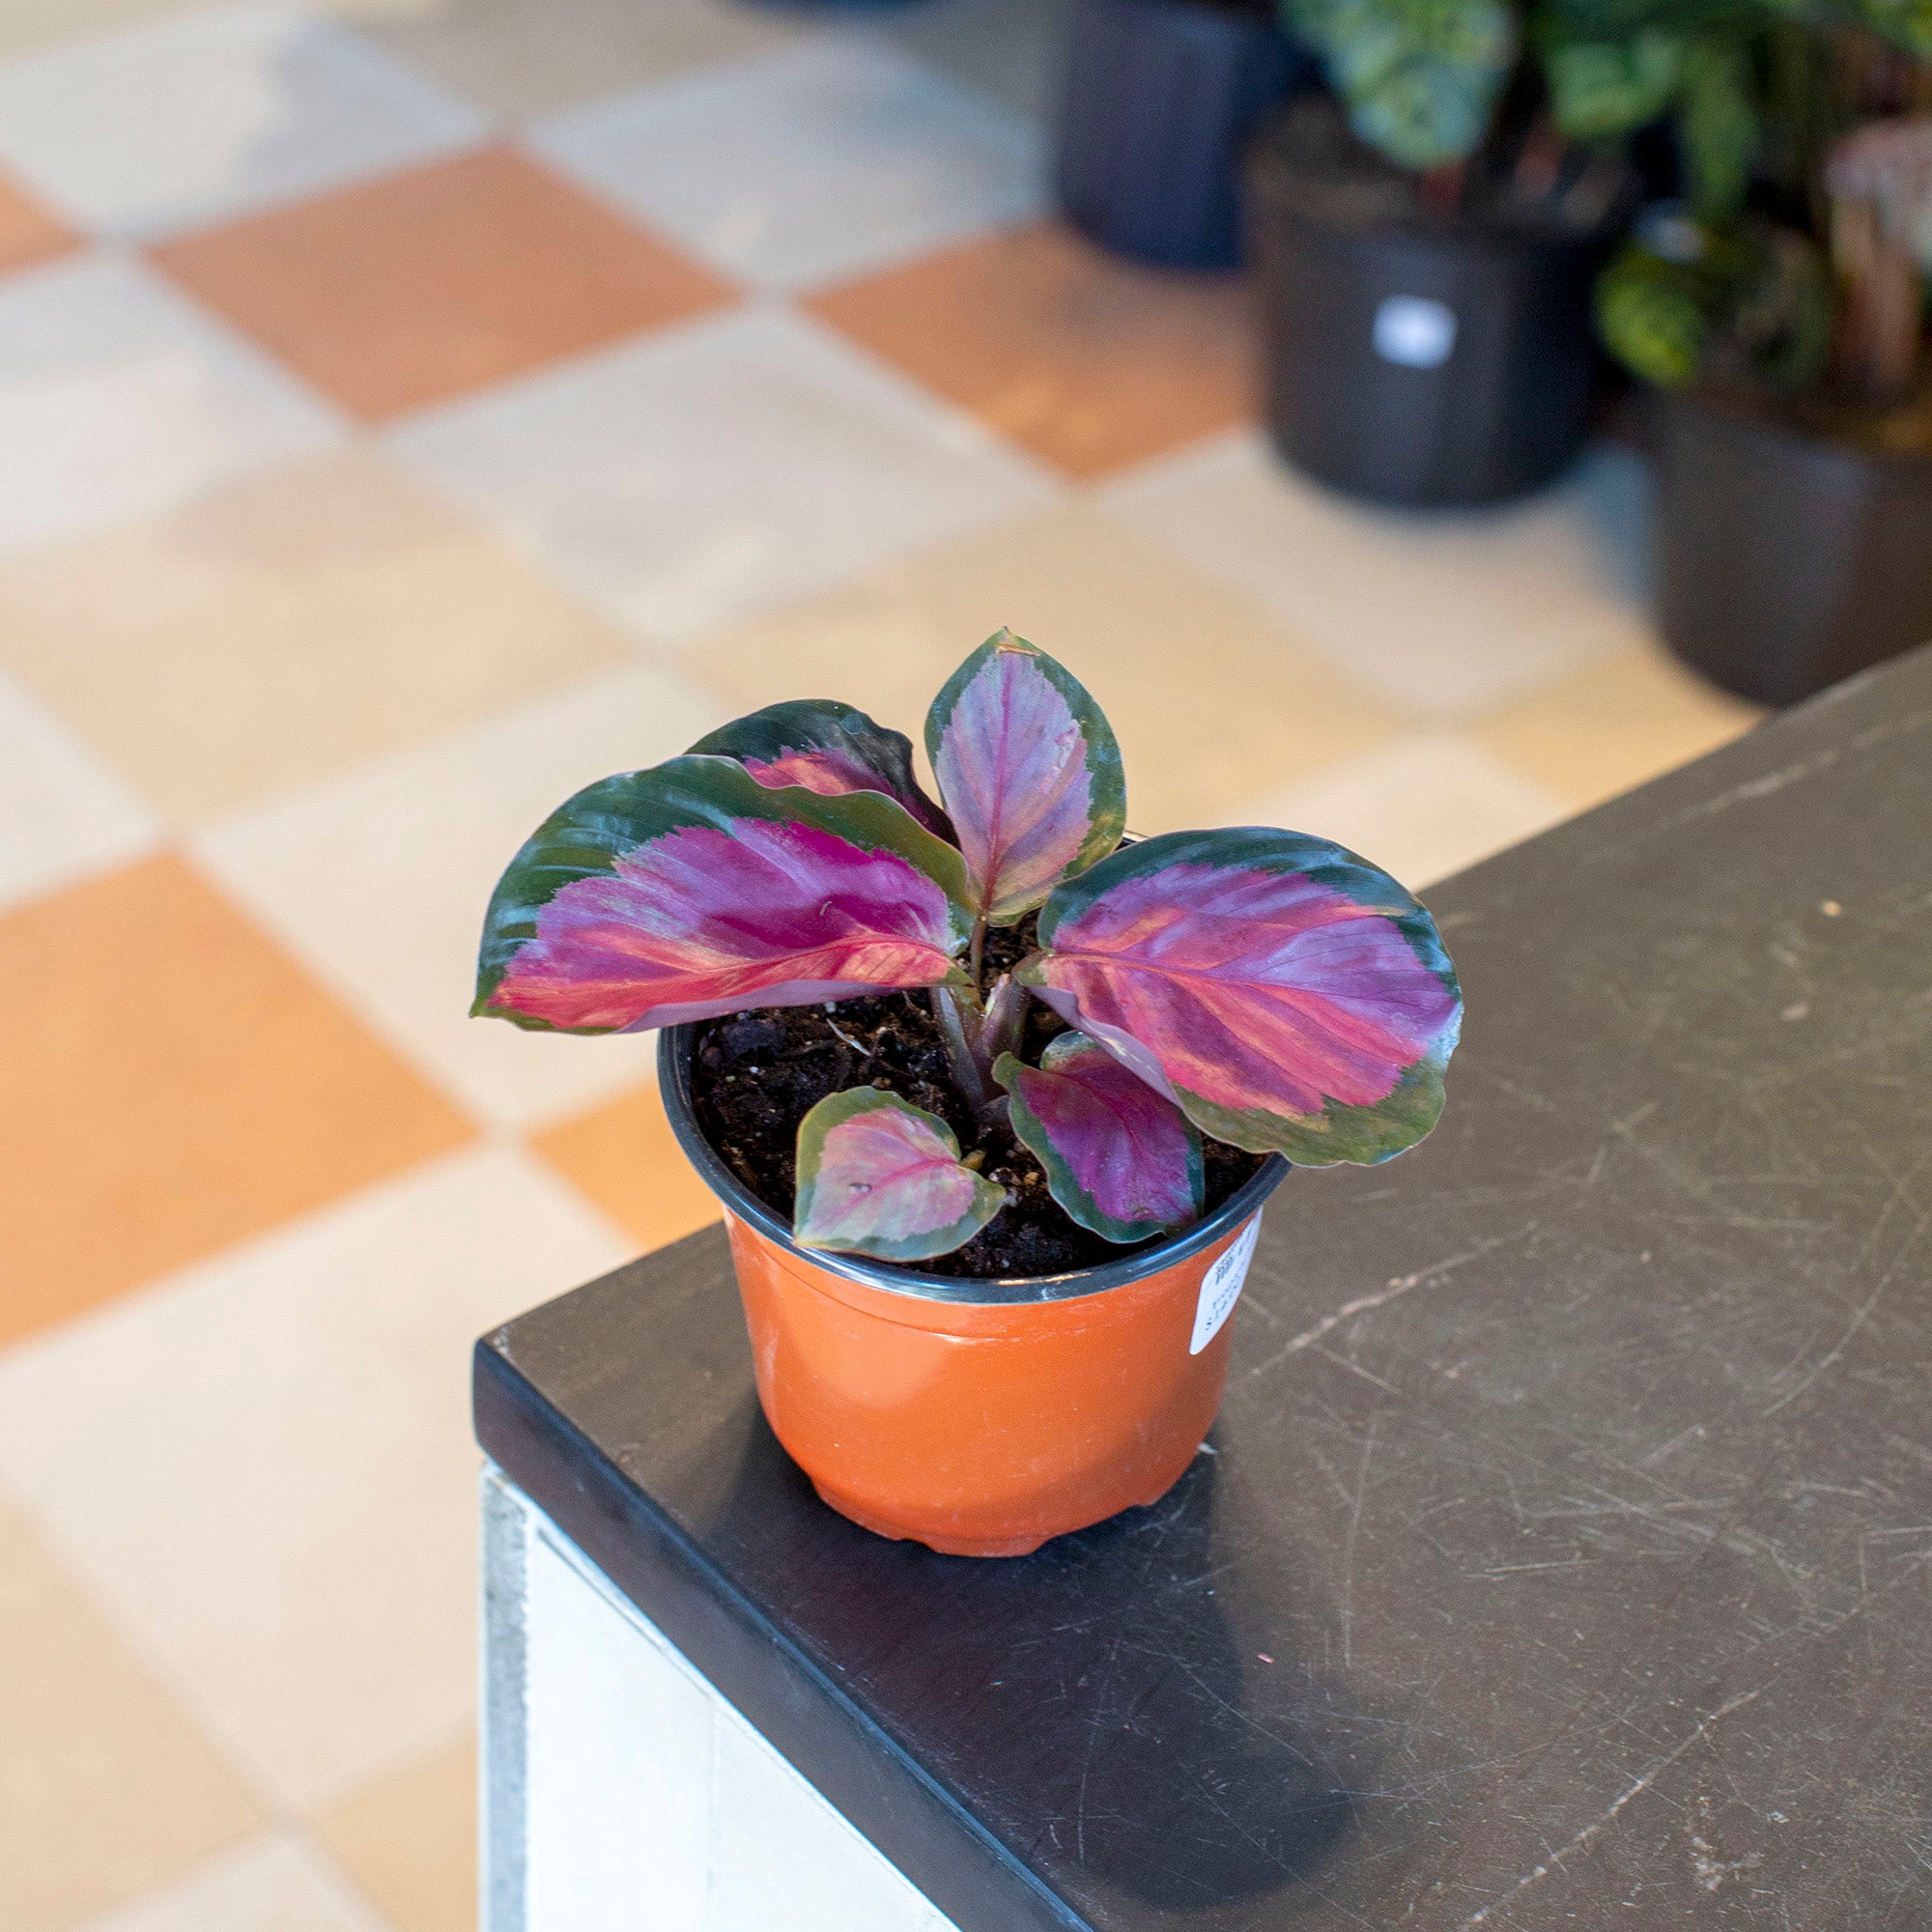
top-left (0, 1492), bottom-right (261, 1932)
top-left (0, 0), bottom-right (196, 62)
top-left (73, 1832), bottom-right (386, 1932)
top-left (312, 1735), bottom-right (474, 1932)
top-left (1474, 644), bottom-right (1764, 813)
top-left (1107, 434), bottom-right (1655, 717)
top-left (351, 0), bottom-right (801, 117)
top-left (685, 504), bottom-right (1406, 834)
top-left (0, 1148), bottom-right (629, 1812)
top-left (1226, 731), bottom-right (1573, 894)
top-left (0, 448), bottom-right (627, 821)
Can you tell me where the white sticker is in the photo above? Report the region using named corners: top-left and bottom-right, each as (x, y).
top-left (1373, 295), bottom-right (1457, 369)
top-left (1190, 1214), bottom-right (1263, 1355)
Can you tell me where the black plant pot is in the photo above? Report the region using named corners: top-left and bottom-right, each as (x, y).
top-left (1655, 390), bottom-right (1932, 706)
top-left (1247, 115), bottom-right (1629, 506)
top-left (1055, 0), bottom-right (1304, 270)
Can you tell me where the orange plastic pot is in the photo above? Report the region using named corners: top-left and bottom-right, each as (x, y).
top-left (662, 1028), bottom-right (1288, 1557)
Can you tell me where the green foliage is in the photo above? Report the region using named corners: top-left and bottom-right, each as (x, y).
top-left (1287, 0), bottom-right (1519, 167)
top-left (1678, 38), bottom-right (1762, 214)
top-left (1544, 26), bottom-right (1687, 139)
top-left (1597, 238), bottom-right (1713, 381)
top-left (1596, 214), bottom-right (1834, 386)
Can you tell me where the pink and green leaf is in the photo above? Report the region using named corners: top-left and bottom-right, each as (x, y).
top-left (794, 1087), bottom-right (1006, 1262)
top-left (689, 698), bottom-right (950, 837)
top-left (475, 755), bottom-right (971, 1036)
top-left (994, 1033), bottom-right (1203, 1243)
top-left (924, 630), bottom-right (1125, 925)
top-left (1018, 829), bottom-right (1462, 1166)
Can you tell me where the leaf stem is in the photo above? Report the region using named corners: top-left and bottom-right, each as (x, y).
top-left (968, 914), bottom-right (987, 995)
top-left (929, 986), bottom-right (987, 1114)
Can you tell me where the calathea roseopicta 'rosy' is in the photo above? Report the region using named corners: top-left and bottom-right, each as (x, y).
top-left (688, 697), bottom-right (951, 837)
top-left (994, 1032), bottom-right (1204, 1243)
top-left (474, 755), bottom-right (969, 1033)
top-left (1019, 829), bottom-right (1462, 1167)
top-left (925, 630), bottom-right (1125, 926)
top-left (792, 1088), bottom-right (1006, 1263)
top-left (475, 629), bottom-right (1463, 1264)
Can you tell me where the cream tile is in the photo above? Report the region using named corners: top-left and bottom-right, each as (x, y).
top-left (312, 1734), bottom-right (473, 1932)
top-left (1224, 730), bottom-right (1573, 893)
top-left (0, 0), bottom-right (199, 62)
top-left (1104, 432), bottom-right (1657, 718)
top-left (193, 663), bottom-right (727, 1127)
top-left (352, 0), bottom-right (801, 118)
top-left (0, 0), bottom-right (483, 237)
top-left (386, 306), bottom-right (1057, 646)
top-left (0, 1146), bottom-right (631, 1810)
top-left (0, 1492), bottom-right (262, 1932)
top-left (0, 448), bottom-right (629, 820)
top-left (73, 1833), bottom-right (386, 1932)
top-left (686, 502), bottom-right (1406, 834)
top-left (0, 253), bottom-right (341, 561)
top-left (0, 667), bottom-right (158, 915)
top-left (532, 39), bottom-right (1043, 290)
top-left (1475, 642), bottom-right (1764, 813)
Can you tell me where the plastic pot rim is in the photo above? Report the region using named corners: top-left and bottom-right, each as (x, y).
top-left (659, 1024), bottom-right (1291, 1309)
top-left (1662, 384), bottom-right (1932, 483)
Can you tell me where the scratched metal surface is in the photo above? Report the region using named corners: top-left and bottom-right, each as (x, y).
top-left (477, 646), bottom-right (1932, 1929)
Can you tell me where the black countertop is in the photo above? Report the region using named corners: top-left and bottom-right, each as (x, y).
top-left (477, 644), bottom-right (1932, 1930)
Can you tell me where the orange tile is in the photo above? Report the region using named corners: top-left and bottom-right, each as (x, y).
top-left (806, 221), bottom-right (1257, 478)
top-left (149, 146), bottom-right (738, 422)
top-left (0, 170), bottom-right (77, 277)
top-left (0, 854), bottom-right (471, 1346)
top-left (532, 1080), bottom-right (721, 1256)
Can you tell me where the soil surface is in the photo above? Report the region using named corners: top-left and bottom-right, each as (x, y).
top-left (1254, 92), bottom-right (1633, 238)
top-left (688, 917), bottom-right (1267, 1279)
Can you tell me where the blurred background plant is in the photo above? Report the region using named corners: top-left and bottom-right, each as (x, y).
top-left (1594, 0), bottom-right (1932, 435)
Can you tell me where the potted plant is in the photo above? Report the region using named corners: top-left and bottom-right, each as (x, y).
top-left (474, 632), bottom-right (1462, 1557)
top-left (1055, 0), bottom-right (1309, 268)
top-left (1596, 10), bottom-right (1932, 702)
top-left (1247, 0), bottom-right (1663, 502)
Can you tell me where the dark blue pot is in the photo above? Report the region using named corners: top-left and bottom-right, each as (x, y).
top-left (1055, 0), bottom-right (1304, 270)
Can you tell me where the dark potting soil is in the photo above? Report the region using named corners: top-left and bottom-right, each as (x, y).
top-left (1255, 93), bottom-right (1631, 239)
top-left (688, 917), bottom-right (1267, 1280)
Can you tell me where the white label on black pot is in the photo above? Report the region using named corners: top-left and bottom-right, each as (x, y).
top-left (1190, 1214), bottom-right (1263, 1355)
top-left (1374, 296), bottom-right (1457, 369)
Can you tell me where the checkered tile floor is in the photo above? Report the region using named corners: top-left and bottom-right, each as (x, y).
top-left (0, 0), bottom-right (1761, 1924)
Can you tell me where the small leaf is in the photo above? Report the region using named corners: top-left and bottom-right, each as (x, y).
top-left (1544, 28), bottom-right (1683, 143)
top-left (1020, 828), bottom-right (1462, 1166)
top-left (1292, 0), bottom-right (1517, 170)
top-left (995, 1033), bottom-right (1204, 1243)
top-left (924, 630), bottom-right (1125, 926)
top-left (689, 699), bottom-right (951, 837)
top-left (1597, 238), bottom-right (1711, 387)
top-left (476, 756), bottom-right (970, 1035)
top-left (794, 1088), bottom-right (1006, 1262)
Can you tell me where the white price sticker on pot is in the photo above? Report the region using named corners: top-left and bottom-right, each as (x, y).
top-left (1373, 295), bottom-right (1457, 368)
top-left (1190, 1215), bottom-right (1262, 1355)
